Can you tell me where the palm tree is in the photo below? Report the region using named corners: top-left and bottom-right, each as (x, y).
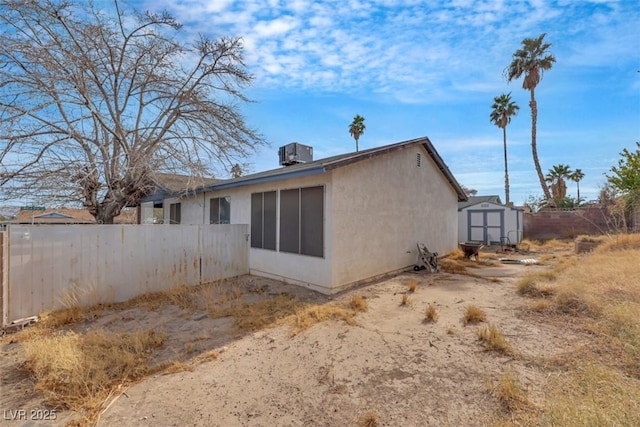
top-left (506, 33), bottom-right (556, 201)
top-left (545, 164), bottom-right (572, 203)
top-left (490, 93), bottom-right (519, 205)
top-left (571, 168), bottom-right (585, 205)
top-left (348, 115), bottom-right (366, 152)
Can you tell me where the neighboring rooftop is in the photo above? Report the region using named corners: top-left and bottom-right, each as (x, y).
top-left (140, 173), bottom-right (221, 204)
top-left (2, 207), bottom-right (137, 225)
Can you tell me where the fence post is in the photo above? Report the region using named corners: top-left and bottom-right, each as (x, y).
top-left (1, 231), bottom-right (6, 327)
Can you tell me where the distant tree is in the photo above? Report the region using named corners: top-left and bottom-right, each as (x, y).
top-left (489, 92), bottom-right (519, 205)
top-left (348, 115), bottom-right (366, 152)
top-left (461, 185), bottom-right (478, 196)
top-left (230, 164), bottom-right (243, 178)
top-left (606, 142), bottom-right (640, 229)
top-left (0, 0), bottom-right (263, 224)
top-left (570, 168), bottom-right (585, 205)
top-left (506, 33), bottom-right (556, 201)
top-left (545, 164), bottom-right (572, 203)
top-left (606, 142), bottom-right (640, 195)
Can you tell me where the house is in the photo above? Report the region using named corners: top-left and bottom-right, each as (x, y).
top-left (137, 173), bottom-right (220, 223)
top-left (140, 137), bottom-right (467, 294)
top-left (1, 207), bottom-right (137, 225)
top-left (458, 195), bottom-right (523, 245)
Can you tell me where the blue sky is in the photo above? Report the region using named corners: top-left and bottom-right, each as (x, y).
top-left (143, 0), bottom-right (640, 205)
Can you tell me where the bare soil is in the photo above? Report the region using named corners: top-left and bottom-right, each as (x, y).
top-left (1, 247), bottom-right (584, 426)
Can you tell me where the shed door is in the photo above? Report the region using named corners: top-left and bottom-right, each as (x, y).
top-left (468, 210), bottom-right (504, 244)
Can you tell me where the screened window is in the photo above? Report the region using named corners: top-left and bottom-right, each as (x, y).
top-left (169, 202), bottom-right (181, 224)
top-left (251, 191), bottom-right (276, 250)
top-left (279, 186), bottom-right (324, 257)
top-left (210, 197), bottom-right (230, 224)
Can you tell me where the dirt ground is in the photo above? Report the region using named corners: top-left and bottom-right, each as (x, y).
top-left (1, 247), bottom-right (584, 426)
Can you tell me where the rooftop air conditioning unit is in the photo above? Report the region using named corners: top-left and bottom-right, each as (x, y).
top-left (278, 143), bottom-right (313, 166)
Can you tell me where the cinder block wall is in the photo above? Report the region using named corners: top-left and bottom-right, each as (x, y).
top-left (523, 207), bottom-right (611, 241)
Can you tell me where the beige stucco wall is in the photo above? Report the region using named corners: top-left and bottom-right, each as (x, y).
top-left (329, 145), bottom-right (459, 290)
top-left (202, 173), bottom-right (335, 294)
top-left (161, 142), bottom-right (461, 294)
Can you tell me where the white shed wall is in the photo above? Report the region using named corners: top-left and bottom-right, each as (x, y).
top-left (458, 202), bottom-right (523, 244)
top-left (330, 145), bottom-right (459, 290)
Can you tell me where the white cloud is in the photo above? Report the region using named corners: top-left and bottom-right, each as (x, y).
top-left (143, 0), bottom-right (639, 105)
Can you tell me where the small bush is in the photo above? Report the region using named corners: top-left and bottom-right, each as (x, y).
top-left (476, 324), bottom-right (513, 354)
top-left (424, 304), bottom-right (439, 323)
top-left (528, 299), bottom-right (553, 312)
top-left (348, 295), bottom-right (369, 312)
top-left (400, 294), bottom-right (410, 306)
top-left (407, 279), bottom-right (418, 293)
top-left (463, 305), bottom-right (487, 325)
top-left (492, 370), bottom-right (530, 412)
top-left (358, 411), bottom-right (380, 427)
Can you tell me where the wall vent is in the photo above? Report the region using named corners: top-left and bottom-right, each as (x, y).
top-left (416, 152), bottom-right (422, 167)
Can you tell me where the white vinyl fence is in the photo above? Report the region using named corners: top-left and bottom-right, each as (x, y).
top-left (1, 224), bottom-right (248, 327)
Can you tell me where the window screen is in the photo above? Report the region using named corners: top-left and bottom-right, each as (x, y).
top-left (301, 186), bottom-right (324, 257)
top-left (279, 189), bottom-right (300, 254)
top-left (279, 186), bottom-right (324, 257)
top-left (169, 202), bottom-right (181, 224)
top-left (210, 197), bottom-right (231, 224)
top-left (251, 191), bottom-right (276, 250)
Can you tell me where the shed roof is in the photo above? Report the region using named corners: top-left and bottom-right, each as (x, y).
top-left (458, 195), bottom-right (502, 210)
top-left (458, 195), bottom-right (524, 211)
top-left (182, 137), bottom-right (467, 202)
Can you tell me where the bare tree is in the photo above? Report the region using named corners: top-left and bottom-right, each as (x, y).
top-left (0, 0), bottom-right (263, 223)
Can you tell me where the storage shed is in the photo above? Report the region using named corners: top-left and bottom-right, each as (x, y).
top-left (458, 196), bottom-right (523, 245)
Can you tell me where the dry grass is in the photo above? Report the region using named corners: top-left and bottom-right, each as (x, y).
top-left (162, 360), bottom-right (195, 375)
top-left (348, 295), bottom-right (369, 312)
top-left (491, 370), bottom-right (531, 413)
top-left (476, 324), bottom-right (514, 355)
top-left (506, 233), bottom-right (640, 425)
top-left (540, 364), bottom-right (640, 426)
top-left (439, 258), bottom-right (468, 274)
top-left (291, 295), bottom-right (369, 334)
top-left (439, 255), bottom-right (500, 282)
top-left (463, 304), bottom-right (487, 325)
top-left (213, 293), bottom-right (301, 332)
top-left (424, 304), bottom-right (439, 323)
top-left (527, 299), bottom-right (553, 312)
top-left (4, 278), bottom-right (376, 426)
top-left (400, 294), bottom-right (411, 306)
top-left (528, 238), bottom-right (572, 252)
top-left (595, 233), bottom-right (640, 252)
top-left (407, 279), bottom-right (418, 293)
top-left (22, 330), bottom-right (166, 424)
top-left (516, 273), bottom-right (556, 298)
top-left (358, 411), bottom-right (380, 427)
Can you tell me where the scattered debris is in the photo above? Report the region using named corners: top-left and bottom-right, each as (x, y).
top-left (499, 258), bottom-right (539, 265)
top-left (2, 315), bottom-right (39, 334)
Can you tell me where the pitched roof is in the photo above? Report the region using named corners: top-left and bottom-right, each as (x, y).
top-left (4, 207), bottom-right (137, 224)
top-left (458, 195), bottom-right (503, 210)
top-left (186, 137), bottom-right (467, 201)
top-left (140, 173), bottom-right (220, 203)
top-left (458, 195), bottom-right (523, 211)
top-left (10, 208), bottom-right (95, 224)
